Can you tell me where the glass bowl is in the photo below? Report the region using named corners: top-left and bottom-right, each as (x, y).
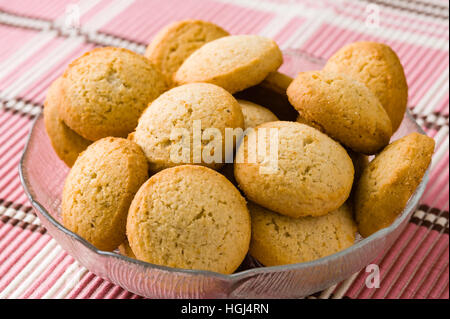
top-left (19, 52), bottom-right (430, 298)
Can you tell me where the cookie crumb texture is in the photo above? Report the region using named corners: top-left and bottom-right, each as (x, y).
top-left (234, 121), bottom-right (354, 218)
top-left (145, 19), bottom-right (229, 84)
top-left (324, 41), bottom-right (408, 132)
top-left (174, 35), bottom-right (283, 93)
top-left (62, 137), bottom-right (149, 251)
top-left (132, 83), bottom-right (244, 172)
top-left (60, 47), bottom-right (167, 141)
top-left (249, 202), bottom-right (356, 266)
top-left (126, 165), bottom-right (251, 274)
top-left (355, 132), bottom-right (435, 237)
top-left (287, 71), bottom-right (392, 155)
top-left (43, 77), bottom-right (91, 167)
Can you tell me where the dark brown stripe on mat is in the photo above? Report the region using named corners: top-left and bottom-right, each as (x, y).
top-left (418, 204), bottom-right (450, 219)
top-left (396, 0), bottom-right (449, 10)
top-left (0, 98), bottom-right (42, 118)
top-left (410, 205), bottom-right (449, 233)
top-left (0, 199), bottom-right (34, 214)
top-left (0, 9), bottom-right (146, 48)
top-left (0, 214), bottom-right (47, 234)
top-left (0, 200), bottom-right (46, 234)
top-left (361, 0), bottom-right (449, 20)
top-left (411, 111), bottom-right (449, 130)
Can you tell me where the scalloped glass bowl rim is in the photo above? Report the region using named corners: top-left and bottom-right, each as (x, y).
top-left (19, 110), bottom-right (429, 282)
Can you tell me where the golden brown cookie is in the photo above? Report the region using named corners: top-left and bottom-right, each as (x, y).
top-left (43, 77), bottom-right (91, 167)
top-left (126, 165), bottom-right (251, 274)
top-left (145, 20), bottom-right (229, 85)
top-left (287, 71), bottom-right (392, 154)
top-left (59, 47), bottom-right (167, 141)
top-left (174, 35), bottom-right (283, 93)
top-left (259, 71), bottom-right (293, 95)
top-left (296, 114), bottom-right (323, 132)
top-left (62, 137), bottom-right (149, 251)
top-left (249, 202), bottom-right (356, 266)
top-left (234, 121), bottom-right (354, 218)
top-left (118, 239), bottom-right (136, 259)
top-left (132, 83), bottom-right (244, 172)
top-left (324, 42), bottom-right (408, 132)
top-left (354, 133), bottom-right (435, 237)
top-left (347, 149), bottom-right (369, 183)
top-left (238, 99), bottom-right (279, 129)
top-left (296, 114), bottom-right (371, 183)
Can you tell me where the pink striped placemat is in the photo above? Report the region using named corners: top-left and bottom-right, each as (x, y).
top-left (0, 0), bottom-right (448, 299)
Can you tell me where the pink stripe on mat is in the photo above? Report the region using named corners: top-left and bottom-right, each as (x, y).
top-left (99, 0), bottom-right (275, 43)
top-left (273, 17), bottom-right (307, 45)
top-left (401, 235), bottom-right (449, 299)
top-left (0, 37), bottom-right (64, 90)
top-left (0, 26), bottom-right (37, 62)
top-left (385, 229), bottom-right (449, 298)
top-left (0, 0), bottom-right (72, 20)
top-left (0, 234), bottom-right (52, 291)
top-left (28, 254), bottom-right (75, 299)
top-left (20, 43), bottom-right (97, 104)
top-left (20, 251), bottom-right (68, 299)
top-left (0, 0), bottom-right (448, 299)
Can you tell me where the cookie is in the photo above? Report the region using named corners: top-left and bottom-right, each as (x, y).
top-left (234, 121), bottom-right (354, 217)
top-left (118, 239), bottom-right (136, 259)
top-left (287, 71), bottom-right (392, 154)
top-left (43, 77), bottom-right (91, 167)
top-left (347, 149), bottom-right (369, 183)
top-left (174, 35), bottom-right (283, 93)
top-left (145, 20), bottom-right (228, 85)
top-left (324, 42), bottom-right (408, 132)
top-left (296, 114), bottom-right (323, 132)
top-left (132, 83), bottom-right (244, 172)
top-left (59, 47), bottom-right (167, 141)
top-left (235, 83), bottom-right (298, 122)
top-left (249, 202), bottom-right (356, 266)
top-left (126, 165), bottom-right (251, 274)
top-left (354, 132), bottom-right (435, 237)
top-left (259, 71), bottom-right (293, 95)
top-left (62, 137), bottom-right (149, 251)
top-left (238, 99), bottom-right (279, 129)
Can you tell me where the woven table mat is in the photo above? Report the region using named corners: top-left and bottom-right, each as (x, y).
top-left (0, 0), bottom-right (448, 299)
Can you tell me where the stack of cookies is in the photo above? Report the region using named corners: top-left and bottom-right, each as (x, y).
top-left (44, 19), bottom-right (435, 275)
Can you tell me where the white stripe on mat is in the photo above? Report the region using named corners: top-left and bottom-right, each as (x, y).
top-left (0, 239), bottom-right (59, 299)
top-left (0, 0), bottom-right (138, 101)
top-left (7, 245), bottom-right (64, 299)
top-left (218, 0), bottom-right (448, 49)
top-left (0, 36), bottom-right (85, 101)
top-left (0, 0), bottom-right (102, 81)
top-left (414, 68), bottom-right (449, 116)
top-left (82, 0), bottom-right (135, 32)
top-left (42, 262), bottom-right (87, 299)
top-left (0, 32), bottom-right (58, 81)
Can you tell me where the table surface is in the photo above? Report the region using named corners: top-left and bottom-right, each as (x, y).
top-left (0, 0), bottom-right (448, 299)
